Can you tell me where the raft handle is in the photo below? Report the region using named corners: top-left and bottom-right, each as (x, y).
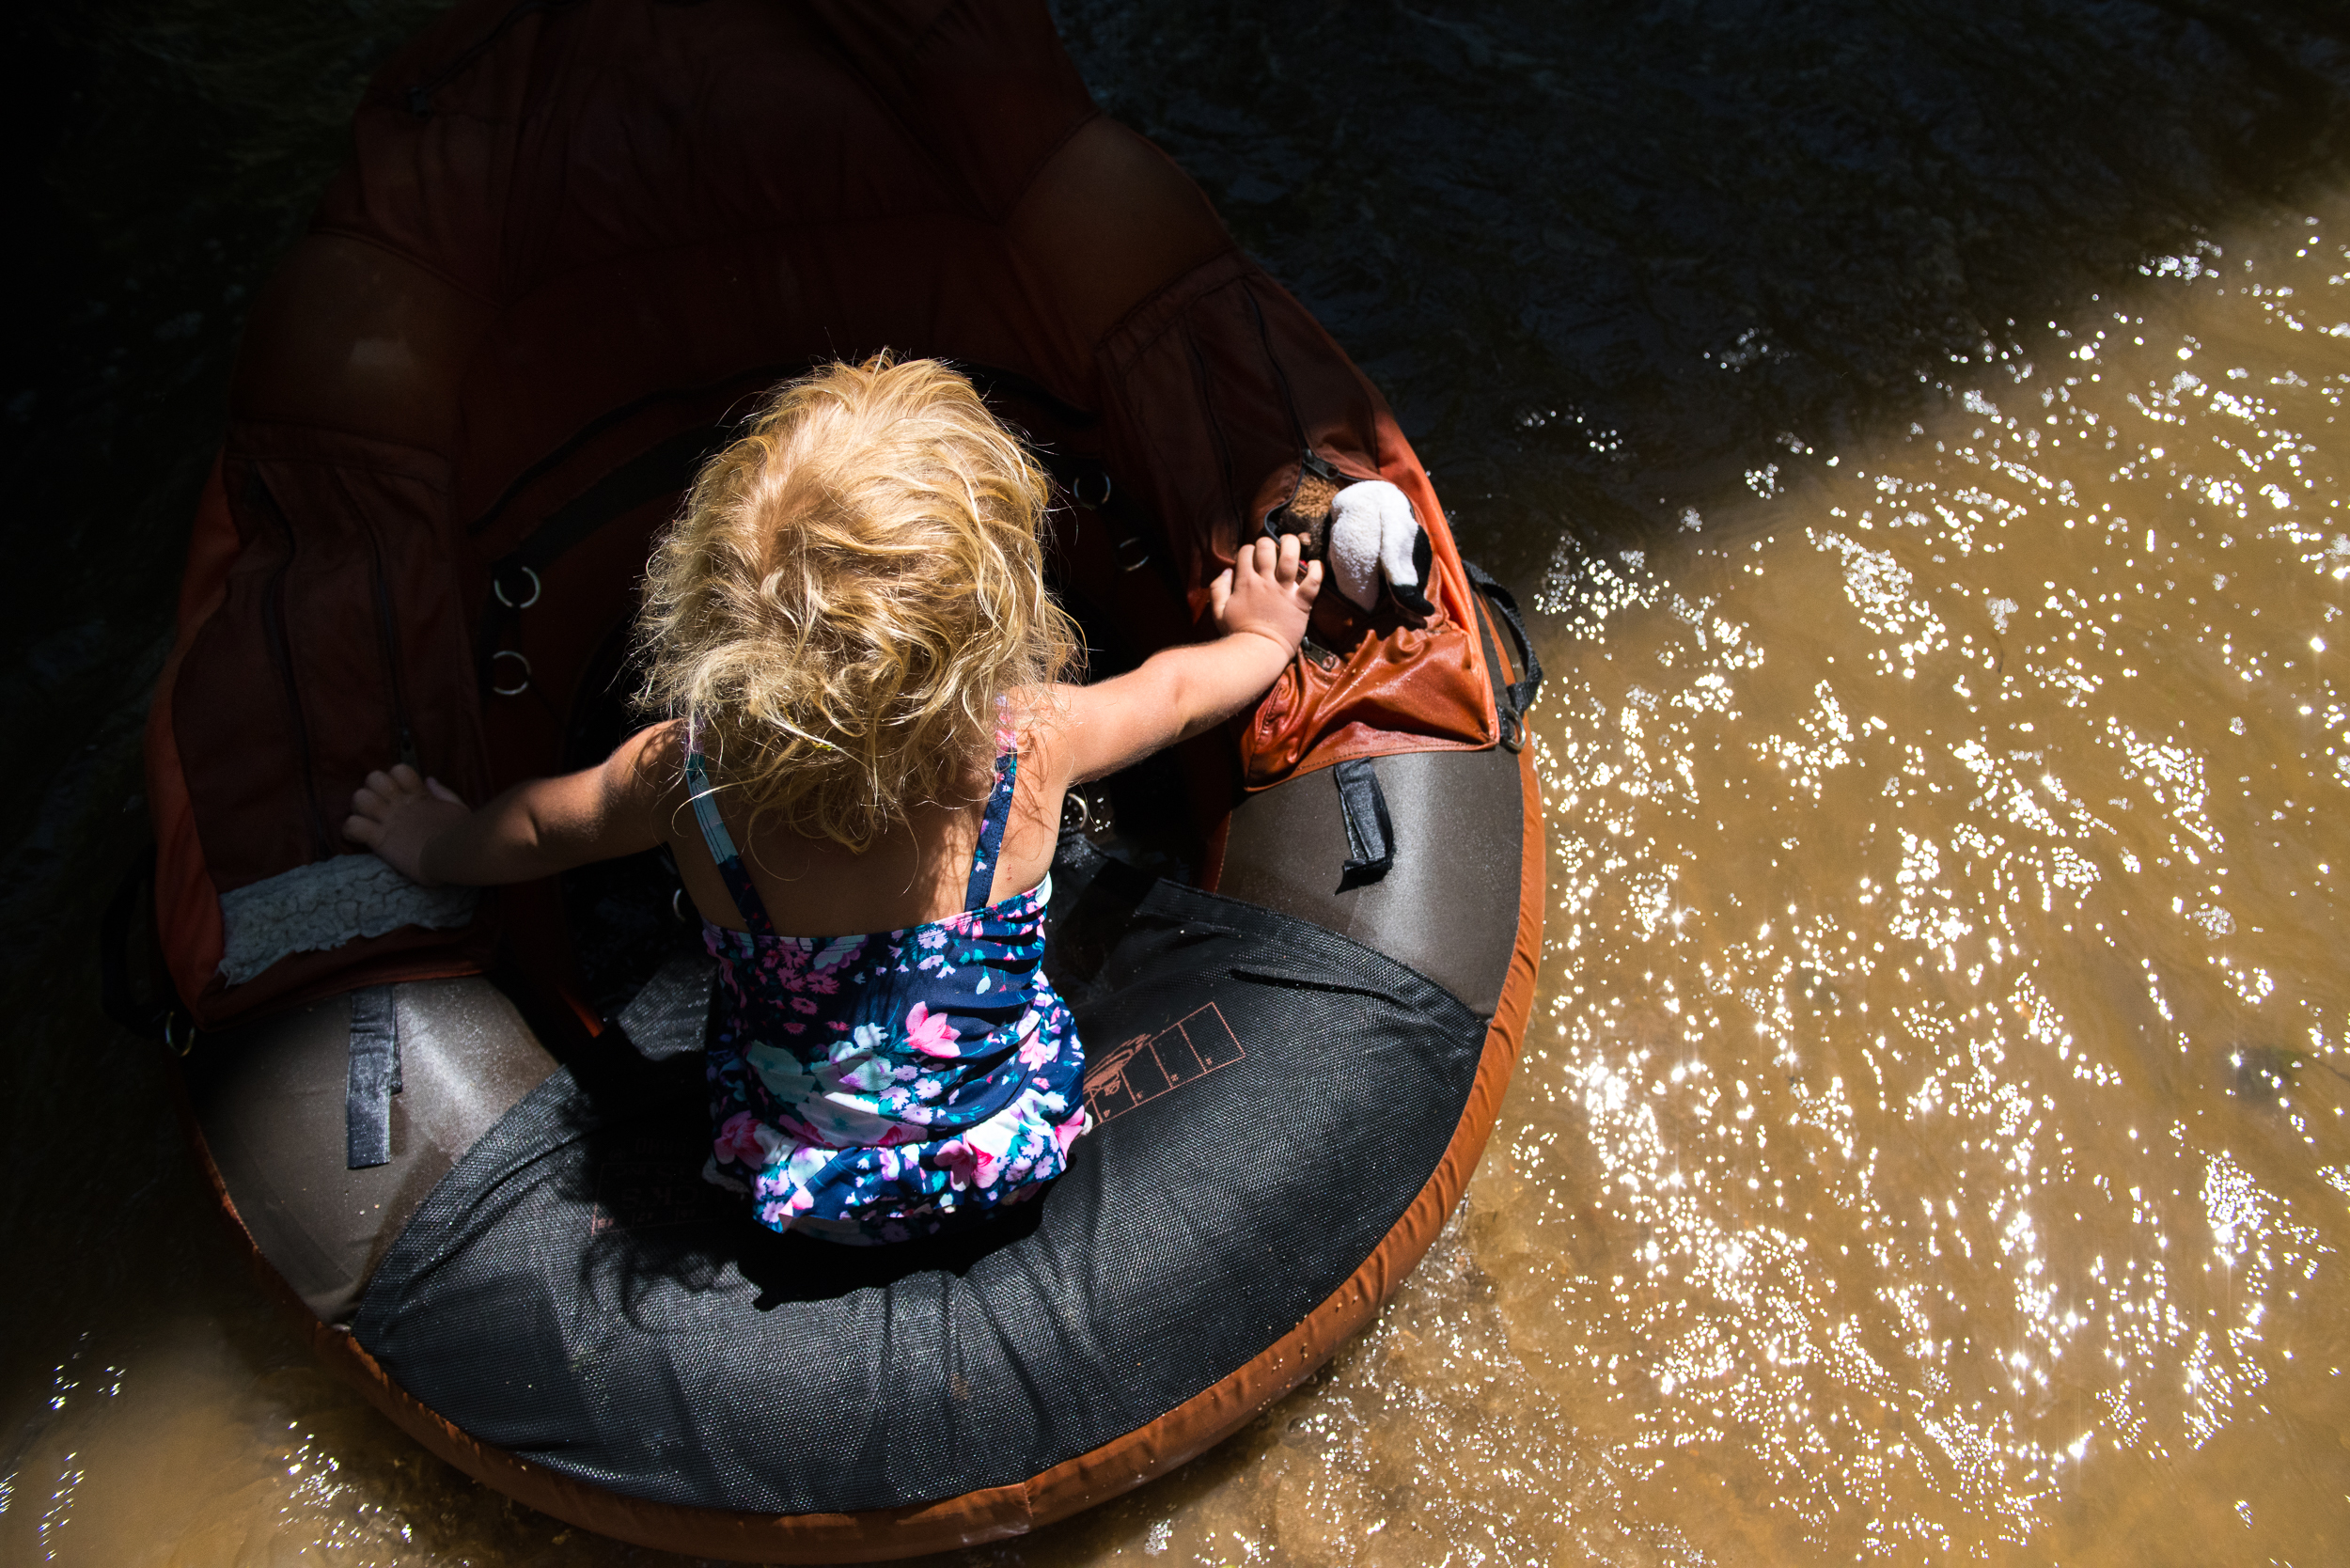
top-left (1334, 758), bottom-right (1394, 887)
top-left (490, 649), bottom-right (533, 697)
top-left (346, 985), bottom-right (402, 1169)
top-left (1463, 559), bottom-right (1543, 751)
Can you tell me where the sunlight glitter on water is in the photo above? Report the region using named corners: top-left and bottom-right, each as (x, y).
top-left (11, 201), bottom-right (2350, 1568)
top-left (1496, 233), bottom-right (2349, 1561)
top-left (1066, 206), bottom-right (2350, 1566)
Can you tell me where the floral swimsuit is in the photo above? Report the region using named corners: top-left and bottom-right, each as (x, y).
top-left (688, 729), bottom-right (1091, 1244)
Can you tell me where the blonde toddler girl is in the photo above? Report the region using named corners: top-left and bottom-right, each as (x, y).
top-left (345, 356), bottom-right (1322, 1243)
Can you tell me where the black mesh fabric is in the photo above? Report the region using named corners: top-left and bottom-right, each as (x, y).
top-left (350, 843), bottom-right (1487, 1513)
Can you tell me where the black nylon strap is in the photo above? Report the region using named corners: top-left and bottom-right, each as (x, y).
top-left (347, 985), bottom-right (401, 1169)
top-left (1462, 558), bottom-right (1543, 748)
top-left (1334, 758), bottom-right (1395, 886)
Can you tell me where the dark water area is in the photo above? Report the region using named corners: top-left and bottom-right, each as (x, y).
top-left (0, 0), bottom-right (464, 1459)
top-left (1052, 0), bottom-right (2350, 582)
top-left (8, 1), bottom-right (2350, 1562)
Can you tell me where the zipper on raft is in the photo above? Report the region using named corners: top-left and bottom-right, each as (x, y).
top-left (246, 473), bottom-right (338, 858)
top-left (361, 518), bottom-right (422, 771)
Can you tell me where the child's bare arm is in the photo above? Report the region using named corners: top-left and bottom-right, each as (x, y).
top-left (1057, 533), bottom-right (1323, 783)
top-left (345, 723), bottom-right (672, 886)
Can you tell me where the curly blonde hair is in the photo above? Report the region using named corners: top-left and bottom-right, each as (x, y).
top-left (636, 356), bottom-right (1080, 851)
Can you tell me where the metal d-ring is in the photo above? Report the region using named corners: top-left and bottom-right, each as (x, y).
top-left (672, 887), bottom-right (692, 924)
top-left (1073, 469), bottom-right (1113, 508)
top-left (493, 564), bottom-right (542, 610)
top-left (163, 1011), bottom-right (196, 1057)
top-left (1113, 535), bottom-right (1151, 572)
top-left (1061, 789), bottom-right (1113, 836)
top-left (490, 649), bottom-right (533, 697)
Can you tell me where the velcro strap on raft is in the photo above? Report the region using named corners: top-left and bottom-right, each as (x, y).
top-left (1334, 758), bottom-right (1395, 887)
top-left (346, 985), bottom-right (402, 1169)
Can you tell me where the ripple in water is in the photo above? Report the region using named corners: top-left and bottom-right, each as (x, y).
top-left (12, 35), bottom-right (2350, 1568)
top-left (13, 197), bottom-right (2348, 1568)
top-left (995, 202), bottom-right (2350, 1566)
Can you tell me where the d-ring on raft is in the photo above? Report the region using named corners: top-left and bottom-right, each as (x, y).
top-left (118, 0), bottom-right (1545, 1557)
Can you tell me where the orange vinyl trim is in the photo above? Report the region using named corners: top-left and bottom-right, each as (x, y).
top-left (199, 722), bottom-right (1544, 1562)
top-left (1198, 809), bottom-right (1231, 894)
top-left (1376, 410), bottom-right (1496, 748)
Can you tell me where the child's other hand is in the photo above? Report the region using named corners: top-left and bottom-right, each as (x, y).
top-left (1210, 532), bottom-right (1323, 654)
top-left (345, 764), bottom-right (469, 885)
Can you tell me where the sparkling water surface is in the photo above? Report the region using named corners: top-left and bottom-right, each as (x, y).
top-left (7, 2), bottom-right (2350, 1562)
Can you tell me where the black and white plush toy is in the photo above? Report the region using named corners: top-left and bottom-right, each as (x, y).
top-left (1326, 479), bottom-right (1434, 619)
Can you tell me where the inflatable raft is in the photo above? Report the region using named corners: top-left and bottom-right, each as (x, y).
top-left (118, 0), bottom-right (1543, 1557)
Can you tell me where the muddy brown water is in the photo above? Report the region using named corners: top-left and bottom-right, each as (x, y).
top-left (10, 2), bottom-right (2350, 1564)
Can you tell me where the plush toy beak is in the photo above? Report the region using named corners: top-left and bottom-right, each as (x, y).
top-left (1327, 479), bottom-right (1435, 621)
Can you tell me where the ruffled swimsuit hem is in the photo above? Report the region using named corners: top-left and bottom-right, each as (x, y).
top-left (687, 726), bottom-right (1090, 1245)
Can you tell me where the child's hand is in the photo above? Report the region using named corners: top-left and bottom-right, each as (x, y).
top-left (1211, 532), bottom-right (1323, 654)
top-left (345, 764), bottom-right (471, 885)
top-left (1060, 533), bottom-right (1329, 777)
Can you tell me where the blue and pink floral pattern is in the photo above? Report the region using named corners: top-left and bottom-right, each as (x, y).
top-left (686, 731), bottom-right (1089, 1244)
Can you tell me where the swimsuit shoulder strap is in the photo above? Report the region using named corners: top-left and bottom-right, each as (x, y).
top-left (683, 721), bottom-right (775, 936)
top-left (963, 731), bottom-right (1019, 911)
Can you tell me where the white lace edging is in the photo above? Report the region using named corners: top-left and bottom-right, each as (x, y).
top-left (216, 854), bottom-right (476, 985)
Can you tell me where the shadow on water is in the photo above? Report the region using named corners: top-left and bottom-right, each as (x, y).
top-left (8, 0), bottom-right (2350, 1553)
top-left (1054, 0), bottom-right (2350, 581)
top-left (0, 0), bottom-right (469, 1416)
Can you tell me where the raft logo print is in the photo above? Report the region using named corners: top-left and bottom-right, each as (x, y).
top-left (1082, 1003), bottom-right (1246, 1122)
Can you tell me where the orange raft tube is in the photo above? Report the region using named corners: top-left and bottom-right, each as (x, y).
top-left (133, 0), bottom-right (1544, 1558)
